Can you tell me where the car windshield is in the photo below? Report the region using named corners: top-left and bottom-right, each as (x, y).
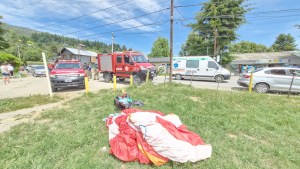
top-left (35, 66), bottom-right (45, 69)
top-left (131, 55), bottom-right (148, 63)
top-left (56, 63), bottom-right (80, 69)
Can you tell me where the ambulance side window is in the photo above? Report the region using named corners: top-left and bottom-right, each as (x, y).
top-left (116, 55), bottom-right (122, 63)
top-left (186, 60), bottom-right (199, 68)
top-left (208, 61), bottom-right (218, 69)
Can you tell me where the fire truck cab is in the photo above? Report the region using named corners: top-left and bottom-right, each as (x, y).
top-left (97, 51), bottom-right (156, 85)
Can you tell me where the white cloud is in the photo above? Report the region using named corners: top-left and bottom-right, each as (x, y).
top-left (0, 0), bottom-right (168, 39)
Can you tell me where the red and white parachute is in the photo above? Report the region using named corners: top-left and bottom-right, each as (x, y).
top-left (105, 108), bottom-right (212, 166)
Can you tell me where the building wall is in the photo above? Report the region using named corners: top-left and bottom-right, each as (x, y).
top-left (61, 50), bottom-right (91, 64)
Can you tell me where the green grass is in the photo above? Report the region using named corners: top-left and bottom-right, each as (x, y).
top-left (0, 95), bottom-right (62, 113)
top-left (0, 83), bottom-right (299, 169)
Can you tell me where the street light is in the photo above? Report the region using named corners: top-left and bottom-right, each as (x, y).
top-left (220, 45), bottom-right (229, 65)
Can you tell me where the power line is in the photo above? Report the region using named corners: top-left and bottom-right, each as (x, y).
top-left (62, 8), bottom-right (169, 36)
top-left (78, 20), bottom-right (170, 39)
top-left (60, 0), bottom-right (170, 30)
top-left (35, 0), bottom-right (135, 29)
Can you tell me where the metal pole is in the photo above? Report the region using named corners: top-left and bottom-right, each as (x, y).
top-left (169, 0), bottom-right (174, 83)
top-left (17, 45), bottom-right (20, 58)
top-left (249, 73), bottom-right (254, 93)
top-left (287, 73), bottom-right (296, 98)
top-left (190, 71), bottom-right (194, 86)
top-left (112, 32), bottom-right (114, 53)
top-left (164, 64), bottom-right (167, 85)
top-left (213, 29), bottom-right (217, 58)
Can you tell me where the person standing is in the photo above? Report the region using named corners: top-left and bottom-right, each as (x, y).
top-left (1, 63), bottom-right (10, 84)
top-left (8, 64), bottom-right (14, 77)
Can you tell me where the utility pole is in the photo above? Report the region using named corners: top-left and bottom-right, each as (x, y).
top-left (16, 40), bottom-right (21, 59)
top-left (111, 32), bottom-right (114, 53)
top-left (17, 45), bottom-right (21, 58)
top-left (169, 0), bottom-right (174, 83)
top-left (213, 28), bottom-right (218, 58)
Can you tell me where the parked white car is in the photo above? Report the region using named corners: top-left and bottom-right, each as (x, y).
top-left (237, 67), bottom-right (300, 93)
top-left (32, 65), bottom-right (46, 77)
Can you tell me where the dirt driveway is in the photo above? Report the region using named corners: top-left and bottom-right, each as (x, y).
top-left (0, 75), bottom-right (129, 99)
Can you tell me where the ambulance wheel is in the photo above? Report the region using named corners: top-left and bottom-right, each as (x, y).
top-left (133, 74), bottom-right (142, 85)
top-left (103, 73), bottom-right (112, 83)
top-left (215, 75), bottom-right (224, 83)
top-left (175, 74), bottom-right (182, 80)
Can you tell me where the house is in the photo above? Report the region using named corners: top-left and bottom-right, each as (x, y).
top-left (230, 51), bottom-right (300, 74)
top-left (59, 45), bottom-right (98, 64)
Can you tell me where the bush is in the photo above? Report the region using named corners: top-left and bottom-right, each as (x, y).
top-left (0, 52), bottom-right (22, 71)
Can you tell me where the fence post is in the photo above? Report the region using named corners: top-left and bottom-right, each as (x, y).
top-left (130, 75), bottom-right (133, 86)
top-left (113, 75), bottom-right (116, 92)
top-left (190, 71), bottom-right (194, 86)
top-left (288, 73), bottom-right (296, 98)
top-left (146, 70), bottom-right (149, 83)
top-left (85, 77), bottom-right (89, 95)
top-left (248, 73), bottom-right (253, 93)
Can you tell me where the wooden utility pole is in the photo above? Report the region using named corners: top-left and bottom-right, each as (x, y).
top-left (169, 0), bottom-right (174, 83)
top-left (213, 28), bottom-right (218, 58)
top-left (111, 32), bottom-right (114, 53)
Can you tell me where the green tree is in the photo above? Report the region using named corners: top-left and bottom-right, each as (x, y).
top-left (189, 0), bottom-right (250, 57)
top-left (179, 31), bottom-right (213, 56)
top-left (0, 52), bottom-right (22, 69)
top-left (121, 45), bottom-right (127, 51)
top-left (0, 16), bottom-right (10, 50)
top-left (271, 34), bottom-right (297, 51)
top-left (23, 49), bottom-right (42, 62)
top-left (148, 37), bottom-right (169, 57)
top-left (230, 41), bottom-right (270, 53)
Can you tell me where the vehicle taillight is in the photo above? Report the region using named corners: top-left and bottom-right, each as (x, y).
top-left (243, 75), bottom-right (250, 78)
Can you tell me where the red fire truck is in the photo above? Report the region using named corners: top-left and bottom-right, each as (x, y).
top-left (97, 51), bottom-right (156, 85)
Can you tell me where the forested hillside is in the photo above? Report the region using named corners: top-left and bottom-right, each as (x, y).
top-left (2, 23), bottom-right (127, 62)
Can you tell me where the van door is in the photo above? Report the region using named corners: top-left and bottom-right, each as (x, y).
top-left (115, 55), bottom-right (124, 76)
top-left (123, 55), bottom-right (133, 77)
top-left (185, 59), bottom-right (200, 79)
top-left (199, 60), bottom-right (219, 80)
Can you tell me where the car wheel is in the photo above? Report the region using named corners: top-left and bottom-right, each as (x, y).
top-left (81, 83), bottom-right (86, 89)
top-left (52, 86), bottom-right (58, 92)
top-left (254, 83), bottom-right (269, 93)
top-left (215, 75), bottom-right (224, 83)
top-left (133, 74), bottom-right (142, 85)
top-left (103, 73), bottom-right (112, 83)
top-left (175, 74), bottom-right (182, 80)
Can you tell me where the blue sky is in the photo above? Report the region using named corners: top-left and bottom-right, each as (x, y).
top-left (0, 0), bottom-right (299, 55)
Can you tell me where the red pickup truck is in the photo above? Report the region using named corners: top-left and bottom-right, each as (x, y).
top-left (50, 60), bottom-right (86, 92)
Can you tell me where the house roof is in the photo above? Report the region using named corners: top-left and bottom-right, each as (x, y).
top-left (62, 47), bottom-right (97, 57)
top-left (231, 51), bottom-right (300, 65)
top-left (149, 57), bottom-right (170, 63)
top-left (231, 51), bottom-right (299, 60)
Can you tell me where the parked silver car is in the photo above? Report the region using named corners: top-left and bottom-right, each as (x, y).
top-left (32, 65), bottom-right (46, 77)
top-left (237, 67), bottom-right (300, 93)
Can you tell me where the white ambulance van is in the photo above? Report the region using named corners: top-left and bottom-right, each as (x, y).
top-left (172, 56), bottom-right (231, 82)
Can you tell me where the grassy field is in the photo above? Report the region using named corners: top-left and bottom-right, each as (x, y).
top-left (0, 83), bottom-right (299, 169)
top-left (0, 95), bottom-right (62, 113)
